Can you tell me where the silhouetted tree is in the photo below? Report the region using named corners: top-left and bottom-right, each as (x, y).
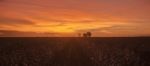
top-left (83, 33), bottom-right (88, 37)
top-left (86, 32), bottom-right (92, 37)
top-left (82, 32), bottom-right (92, 37)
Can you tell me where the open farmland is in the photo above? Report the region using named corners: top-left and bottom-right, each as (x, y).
top-left (0, 37), bottom-right (150, 66)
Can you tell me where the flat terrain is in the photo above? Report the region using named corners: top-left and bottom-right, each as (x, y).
top-left (0, 37), bottom-right (150, 66)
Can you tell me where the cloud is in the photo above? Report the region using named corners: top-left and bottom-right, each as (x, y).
top-left (0, 30), bottom-right (57, 37)
top-left (0, 17), bottom-right (34, 26)
top-left (0, 0), bottom-right (150, 37)
top-left (75, 24), bottom-right (138, 35)
top-left (0, 0), bottom-right (5, 2)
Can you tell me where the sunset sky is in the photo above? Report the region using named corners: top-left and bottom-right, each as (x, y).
top-left (0, 0), bottom-right (150, 37)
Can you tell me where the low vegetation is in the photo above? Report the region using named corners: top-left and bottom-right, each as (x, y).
top-left (0, 37), bottom-right (149, 66)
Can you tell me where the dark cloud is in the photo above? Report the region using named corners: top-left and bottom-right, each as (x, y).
top-left (0, 0), bottom-right (4, 2)
top-left (35, 23), bottom-right (65, 27)
top-left (76, 25), bottom-right (136, 32)
top-left (0, 17), bottom-right (34, 25)
top-left (32, 16), bottom-right (98, 23)
top-left (49, 19), bottom-right (98, 23)
top-left (0, 30), bottom-right (57, 37)
top-left (100, 25), bottom-right (136, 31)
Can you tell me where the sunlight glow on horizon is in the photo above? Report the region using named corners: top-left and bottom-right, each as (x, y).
top-left (0, 0), bottom-right (150, 37)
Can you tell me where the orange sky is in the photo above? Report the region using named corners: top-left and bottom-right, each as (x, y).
top-left (0, 0), bottom-right (150, 37)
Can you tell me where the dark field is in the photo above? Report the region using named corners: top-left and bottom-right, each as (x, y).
top-left (0, 37), bottom-right (150, 66)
